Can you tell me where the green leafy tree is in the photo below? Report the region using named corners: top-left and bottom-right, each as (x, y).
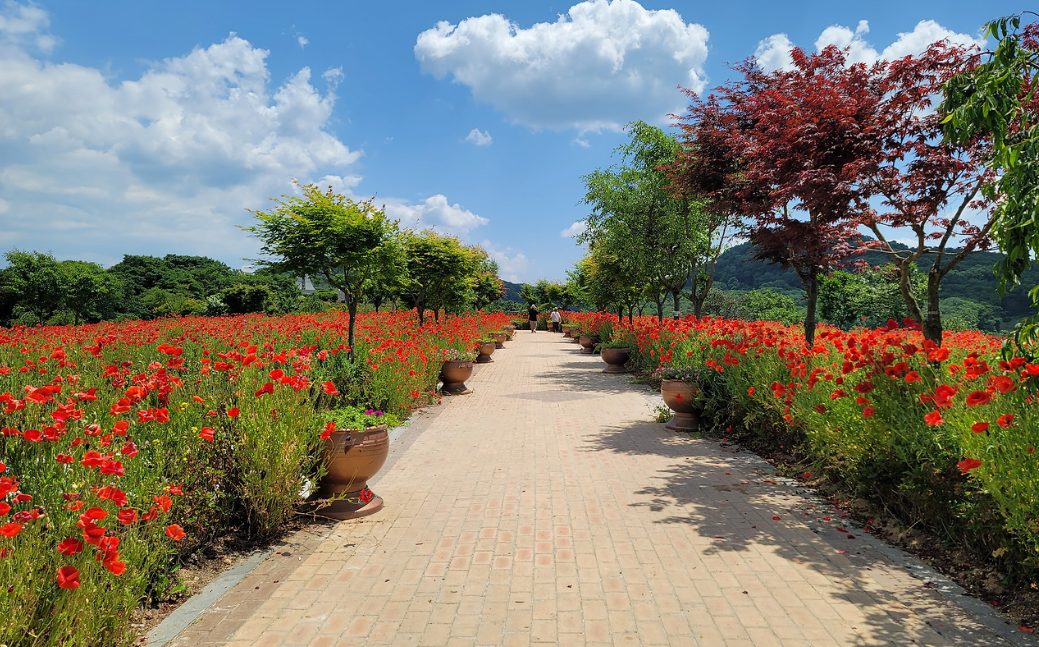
top-left (738, 289), bottom-right (804, 325)
top-left (819, 265), bottom-right (925, 329)
top-left (245, 182), bottom-right (405, 357)
top-left (59, 261), bottom-right (123, 324)
top-left (1, 251), bottom-right (66, 324)
top-left (221, 284), bottom-right (278, 314)
top-left (472, 256), bottom-right (506, 310)
top-left (400, 230), bottom-right (481, 323)
top-left (941, 12), bottom-right (1039, 352)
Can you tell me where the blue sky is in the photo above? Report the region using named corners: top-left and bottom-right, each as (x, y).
top-left (0, 0), bottom-right (1021, 282)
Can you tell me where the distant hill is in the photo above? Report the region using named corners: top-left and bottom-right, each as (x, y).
top-left (502, 280), bottom-right (523, 302)
top-left (713, 241), bottom-right (1039, 320)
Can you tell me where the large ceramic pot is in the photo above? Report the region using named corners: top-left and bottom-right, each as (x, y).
top-left (441, 360), bottom-right (474, 395)
top-left (504, 329), bottom-right (514, 341)
top-left (476, 340), bottom-right (496, 363)
top-left (600, 347), bottom-right (630, 374)
top-left (493, 332), bottom-right (507, 349)
top-left (562, 325), bottom-right (573, 338)
top-left (311, 424), bottom-right (389, 520)
top-left (579, 335), bottom-right (598, 354)
top-left (661, 380), bottom-right (700, 431)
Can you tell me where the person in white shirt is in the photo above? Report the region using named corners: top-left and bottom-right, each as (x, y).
top-left (550, 308), bottom-right (562, 333)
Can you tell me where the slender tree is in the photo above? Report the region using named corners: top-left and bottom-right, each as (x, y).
top-left (245, 182), bottom-right (405, 357)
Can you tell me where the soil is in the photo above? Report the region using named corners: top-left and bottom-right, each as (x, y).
top-left (751, 443), bottom-right (1039, 635)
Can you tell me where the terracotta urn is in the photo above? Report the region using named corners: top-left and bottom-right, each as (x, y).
top-left (441, 360), bottom-right (474, 395)
top-left (661, 380), bottom-right (700, 431)
top-left (311, 424), bottom-right (389, 520)
top-left (504, 330), bottom-right (514, 341)
top-left (600, 347), bottom-right (630, 374)
top-left (562, 325), bottom-right (572, 338)
top-left (504, 323), bottom-right (516, 333)
top-left (578, 335), bottom-right (598, 354)
top-left (493, 332), bottom-right (507, 349)
top-left (477, 340), bottom-right (496, 363)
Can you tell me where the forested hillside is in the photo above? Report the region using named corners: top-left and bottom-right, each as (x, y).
top-left (713, 241), bottom-right (1039, 326)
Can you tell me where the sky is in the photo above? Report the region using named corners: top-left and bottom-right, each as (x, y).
top-left (0, 0), bottom-right (1023, 283)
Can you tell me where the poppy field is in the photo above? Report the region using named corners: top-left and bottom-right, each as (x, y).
top-left (0, 310), bottom-right (507, 646)
top-left (569, 312), bottom-right (1039, 575)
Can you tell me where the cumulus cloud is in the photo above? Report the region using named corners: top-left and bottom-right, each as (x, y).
top-left (560, 220), bottom-right (587, 238)
top-left (480, 240), bottom-right (529, 282)
top-left (0, 0), bottom-right (55, 52)
top-left (297, 35), bottom-right (308, 49)
top-left (464, 128), bottom-right (492, 146)
top-left (754, 19), bottom-right (984, 73)
top-left (383, 194), bottom-right (489, 237)
top-left (0, 3), bottom-right (366, 265)
top-left (414, 0), bottom-right (708, 132)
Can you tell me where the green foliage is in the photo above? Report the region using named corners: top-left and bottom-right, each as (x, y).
top-left (738, 289), bottom-right (804, 325)
top-left (221, 283), bottom-right (278, 315)
top-left (819, 265), bottom-right (924, 329)
top-left (940, 13), bottom-right (1039, 351)
top-left (399, 230), bottom-right (482, 322)
top-left (483, 299), bottom-right (523, 313)
top-left (322, 406), bottom-right (400, 431)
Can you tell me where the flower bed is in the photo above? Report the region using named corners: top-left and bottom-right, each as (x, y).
top-left (566, 311), bottom-right (1039, 574)
top-left (0, 310), bottom-right (506, 646)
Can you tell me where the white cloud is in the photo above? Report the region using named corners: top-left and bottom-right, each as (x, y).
top-left (297, 35), bottom-right (308, 49)
top-left (464, 128), bottom-right (492, 146)
top-left (0, 4), bottom-right (365, 265)
top-left (755, 19), bottom-right (983, 73)
top-left (0, 0), bottom-right (55, 52)
top-left (480, 240), bottom-right (529, 282)
top-left (414, 0), bottom-right (709, 132)
top-left (383, 194), bottom-right (489, 237)
top-left (572, 138), bottom-right (590, 148)
top-left (560, 220), bottom-right (587, 238)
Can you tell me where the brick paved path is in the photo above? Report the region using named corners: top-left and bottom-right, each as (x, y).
top-left (173, 331), bottom-right (1013, 647)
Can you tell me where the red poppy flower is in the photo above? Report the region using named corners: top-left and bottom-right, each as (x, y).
top-left (227, 407), bottom-right (239, 418)
top-left (904, 371), bottom-right (921, 383)
top-left (55, 454), bottom-right (73, 464)
top-left (924, 410), bottom-right (944, 426)
top-left (814, 405), bottom-right (827, 414)
top-left (971, 422), bottom-right (989, 433)
top-left (957, 458), bottom-right (983, 473)
top-left (322, 381), bottom-right (339, 396)
top-left (0, 503), bottom-right (9, 516)
top-left (117, 508), bottom-right (137, 525)
top-left (165, 524), bottom-right (186, 541)
top-left (0, 523), bottom-right (22, 538)
top-left (747, 386), bottom-right (755, 396)
top-left (320, 422), bottom-right (336, 440)
top-left (56, 538), bottom-right (83, 555)
top-left (965, 391), bottom-right (991, 407)
top-left (56, 566), bottom-right (80, 590)
top-left (198, 427), bottom-right (214, 442)
top-left (997, 414), bottom-right (1014, 428)
top-left (254, 382), bottom-right (274, 397)
top-left (862, 406), bottom-right (875, 418)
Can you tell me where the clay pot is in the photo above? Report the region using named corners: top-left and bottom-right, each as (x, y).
top-left (579, 335), bottom-right (598, 354)
top-left (441, 360), bottom-right (474, 395)
top-left (493, 332), bottom-right (507, 349)
top-left (477, 340), bottom-right (496, 363)
top-left (661, 380), bottom-right (700, 431)
top-left (562, 325), bottom-right (572, 338)
top-left (311, 424), bottom-right (389, 520)
top-left (600, 347), bottom-right (630, 374)
top-left (504, 330), bottom-right (514, 341)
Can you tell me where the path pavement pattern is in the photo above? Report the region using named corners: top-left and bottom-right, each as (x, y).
top-left (170, 332), bottom-right (1016, 647)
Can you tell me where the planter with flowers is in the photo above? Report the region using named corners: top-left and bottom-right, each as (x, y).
top-left (598, 341), bottom-right (631, 374)
top-left (490, 330), bottom-right (507, 349)
top-left (309, 406), bottom-right (400, 520)
top-left (441, 348), bottom-right (478, 395)
top-left (653, 366), bottom-right (705, 431)
top-left (477, 339), bottom-right (497, 363)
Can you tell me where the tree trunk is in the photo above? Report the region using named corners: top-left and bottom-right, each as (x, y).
top-left (923, 266), bottom-right (943, 346)
top-left (347, 300), bottom-right (359, 362)
top-left (803, 270), bottom-right (819, 348)
top-left (896, 261), bottom-right (925, 325)
top-left (617, 306), bottom-right (623, 321)
top-left (672, 291), bottom-right (681, 315)
top-left (655, 296), bottom-right (664, 322)
top-left (417, 302), bottom-right (425, 325)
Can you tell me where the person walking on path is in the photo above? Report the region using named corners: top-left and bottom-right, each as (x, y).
top-left (527, 303), bottom-right (538, 333)
top-left (550, 308), bottom-right (562, 333)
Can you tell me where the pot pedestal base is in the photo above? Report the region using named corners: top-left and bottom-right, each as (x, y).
top-left (305, 492), bottom-right (384, 521)
top-left (476, 356), bottom-right (494, 363)
top-left (442, 384), bottom-right (472, 395)
top-left (665, 412), bottom-right (699, 432)
top-left (602, 365), bottom-right (627, 374)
